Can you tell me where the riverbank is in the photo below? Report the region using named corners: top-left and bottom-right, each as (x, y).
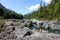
top-left (0, 19), bottom-right (60, 40)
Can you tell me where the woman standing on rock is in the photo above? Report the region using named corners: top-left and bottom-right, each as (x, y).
top-left (39, 23), bottom-right (43, 33)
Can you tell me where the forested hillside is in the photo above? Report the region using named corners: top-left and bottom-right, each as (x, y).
top-left (25, 0), bottom-right (60, 20)
top-left (0, 3), bottom-right (23, 19)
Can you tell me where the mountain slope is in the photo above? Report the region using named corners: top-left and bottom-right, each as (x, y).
top-left (0, 3), bottom-right (23, 19)
top-left (25, 0), bottom-right (60, 20)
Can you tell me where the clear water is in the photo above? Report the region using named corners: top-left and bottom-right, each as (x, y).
top-left (31, 26), bottom-right (38, 30)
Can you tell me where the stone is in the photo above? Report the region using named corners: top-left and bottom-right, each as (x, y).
top-left (0, 19), bottom-right (60, 40)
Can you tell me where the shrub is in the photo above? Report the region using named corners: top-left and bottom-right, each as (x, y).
top-left (56, 18), bottom-right (60, 21)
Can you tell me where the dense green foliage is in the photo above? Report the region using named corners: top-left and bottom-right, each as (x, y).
top-left (25, 0), bottom-right (60, 20)
top-left (0, 3), bottom-right (23, 19)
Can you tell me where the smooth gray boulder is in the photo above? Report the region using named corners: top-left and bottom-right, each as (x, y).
top-left (12, 27), bottom-right (31, 40)
top-left (23, 32), bottom-right (60, 40)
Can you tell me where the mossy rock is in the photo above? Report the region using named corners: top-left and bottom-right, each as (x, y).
top-left (0, 29), bottom-right (5, 33)
top-left (0, 21), bottom-right (5, 27)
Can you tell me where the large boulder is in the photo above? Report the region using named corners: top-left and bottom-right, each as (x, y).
top-left (12, 27), bottom-right (31, 40)
top-left (23, 32), bottom-right (60, 40)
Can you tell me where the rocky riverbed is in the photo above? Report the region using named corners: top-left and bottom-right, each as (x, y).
top-left (0, 19), bottom-right (60, 40)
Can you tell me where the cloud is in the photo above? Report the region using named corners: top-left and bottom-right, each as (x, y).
top-left (23, 4), bottom-right (40, 15)
top-left (43, 0), bottom-right (52, 4)
top-left (27, 4), bottom-right (40, 12)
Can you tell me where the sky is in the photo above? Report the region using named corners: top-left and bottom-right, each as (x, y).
top-left (0, 0), bottom-right (52, 15)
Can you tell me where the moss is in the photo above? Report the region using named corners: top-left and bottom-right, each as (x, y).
top-left (0, 21), bottom-right (5, 26)
top-left (0, 16), bottom-right (4, 19)
top-left (0, 29), bottom-right (5, 33)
